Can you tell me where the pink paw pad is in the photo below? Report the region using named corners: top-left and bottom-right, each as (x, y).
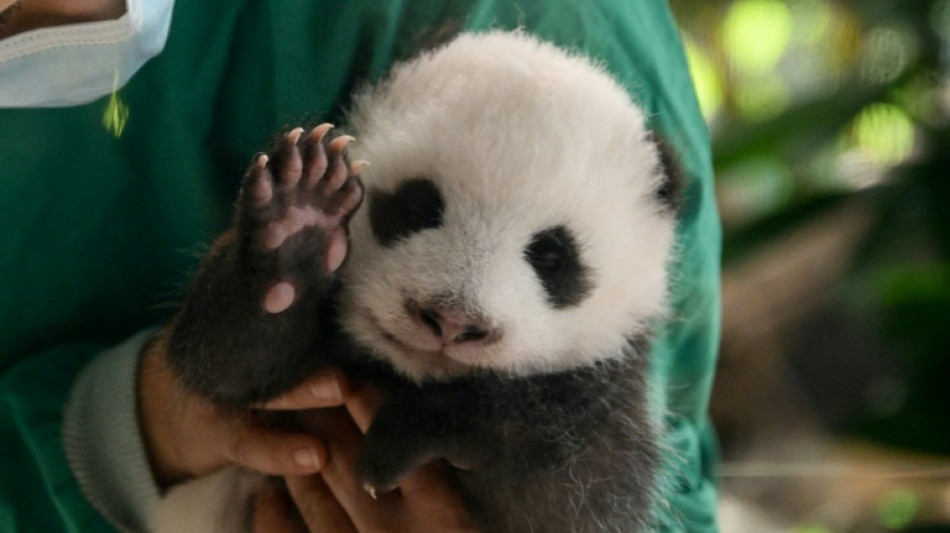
top-left (263, 282), bottom-right (296, 314)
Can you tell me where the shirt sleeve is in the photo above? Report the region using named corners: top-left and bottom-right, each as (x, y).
top-left (62, 329), bottom-right (160, 533)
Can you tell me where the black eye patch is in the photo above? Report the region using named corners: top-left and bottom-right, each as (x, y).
top-left (524, 225), bottom-right (592, 309)
top-left (369, 178), bottom-right (445, 247)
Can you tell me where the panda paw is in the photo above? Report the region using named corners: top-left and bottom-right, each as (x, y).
top-left (357, 404), bottom-right (495, 498)
top-left (237, 124), bottom-right (365, 314)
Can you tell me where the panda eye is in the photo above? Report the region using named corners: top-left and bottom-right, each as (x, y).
top-left (369, 178), bottom-right (445, 247)
top-left (525, 225), bottom-right (592, 308)
top-left (527, 238), bottom-right (567, 272)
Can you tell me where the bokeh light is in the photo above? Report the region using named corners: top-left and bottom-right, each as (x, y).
top-left (877, 489), bottom-right (920, 530)
top-left (721, 0), bottom-right (793, 74)
top-left (850, 103), bottom-right (916, 166)
top-left (684, 38), bottom-right (725, 121)
top-left (859, 26), bottom-right (919, 84)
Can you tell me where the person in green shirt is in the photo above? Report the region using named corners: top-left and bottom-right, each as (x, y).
top-left (0, 1), bottom-right (721, 531)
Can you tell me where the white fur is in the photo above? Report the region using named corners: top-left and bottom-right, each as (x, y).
top-left (341, 31), bottom-right (676, 381)
top-left (151, 467), bottom-right (264, 533)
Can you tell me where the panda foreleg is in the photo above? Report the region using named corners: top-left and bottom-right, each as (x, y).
top-left (165, 125), bottom-right (364, 405)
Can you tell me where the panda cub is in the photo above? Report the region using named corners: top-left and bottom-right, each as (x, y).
top-left (154, 31), bottom-right (679, 533)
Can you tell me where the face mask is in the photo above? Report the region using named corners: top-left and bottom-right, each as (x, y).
top-left (0, 0), bottom-right (173, 108)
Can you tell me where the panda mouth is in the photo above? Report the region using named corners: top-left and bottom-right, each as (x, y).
top-left (360, 309), bottom-right (476, 373)
top-left (362, 309), bottom-right (447, 356)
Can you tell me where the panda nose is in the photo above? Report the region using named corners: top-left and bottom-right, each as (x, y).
top-left (411, 303), bottom-right (494, 345)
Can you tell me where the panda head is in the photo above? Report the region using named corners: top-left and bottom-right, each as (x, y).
top-left (339, 31), bottom-right (678, 382)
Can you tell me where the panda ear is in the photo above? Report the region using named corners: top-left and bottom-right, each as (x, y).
top-left (651, 134), bottom-right (684, 213)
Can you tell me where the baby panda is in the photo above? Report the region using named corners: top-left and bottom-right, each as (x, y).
top-left (152, 31), bottom-right (679, 533)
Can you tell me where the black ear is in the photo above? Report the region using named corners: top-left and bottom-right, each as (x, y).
top-left (652, 134), bottom-right (684, 212)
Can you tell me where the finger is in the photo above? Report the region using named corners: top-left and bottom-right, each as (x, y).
top-left (253, 486), bottom-right (301, 533)
top-left (344, 385), bottom-right (386, 434)
top-left (396, 462), bottom-right (477, 531)
top-left (286, 475), bottom-right (358, 533)
top-left (224, 424), bottom-right (328, 476)
top-left (257, 368), bottom-right (349, 410)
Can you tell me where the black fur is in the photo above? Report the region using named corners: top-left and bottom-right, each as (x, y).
top-left (168, 130), bottom-right (362, 407)
top-left (358, 346), bottom-right (657, 533)
top-left (168, 236), bottom-right (340, 406)
top-left (653, 135), bottom-right (684, 212)
top-left (525, 225), bottom-right (593, 309)
top-left (167, 131), bottom-right (660, 531)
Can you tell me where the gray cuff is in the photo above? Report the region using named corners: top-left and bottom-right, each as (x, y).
top-left (63, 328), bottom-right (161, 533)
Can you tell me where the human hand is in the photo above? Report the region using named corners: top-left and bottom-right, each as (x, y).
top-left (253, 385), bottom-right (478, 533)
top-left (137, 332), bottom-right (349, 488)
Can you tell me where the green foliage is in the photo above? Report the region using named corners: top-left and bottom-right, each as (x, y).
top-left (878, 489), bottom-right (921, 530)
top-left (671, 0), bottom-right (950, 457)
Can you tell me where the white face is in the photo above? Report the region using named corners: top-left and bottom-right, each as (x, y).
top-left (338, 32), bottom-right (677, 382)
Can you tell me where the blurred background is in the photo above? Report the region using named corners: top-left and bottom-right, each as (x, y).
top-left (667, 0), bottom-right (950, 531)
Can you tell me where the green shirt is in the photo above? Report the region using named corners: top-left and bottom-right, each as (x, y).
top-left (0, 1), bottom-right (721, 531)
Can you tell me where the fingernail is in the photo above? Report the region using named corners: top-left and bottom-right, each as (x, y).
top-left (294, 447), bottom-right (321, 470)
top-left (310, 378), bottom-right (343, 403)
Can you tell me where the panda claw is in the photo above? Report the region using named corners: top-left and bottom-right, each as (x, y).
top-left (245, 155), bottom-right (274, 207)
top-left (279, 129), bottom-right (304, 187)
top-left (323, 153), bottom-right (349, 192)
top-left (329, 135), bottom-right (355, 154)
top-left (349, 160), bottom-right (370, 175)
top-left (302, 131), bottom-right (329, 188)
top-left (363, 482), bottom-right (397, 500)
top-left (311, 122), bottom-right (334, 142)
top-left (287, 127), bottom-right (305, 144)
top-left (447, 458), bottom-right (474, 470)
top-left (364, 484), bottom-right (378, 500)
